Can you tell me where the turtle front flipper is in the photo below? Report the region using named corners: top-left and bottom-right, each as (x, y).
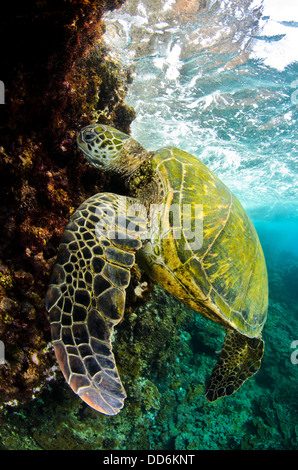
top-left (46, 192), bottom-right (147, 415)
top-left (205, 329), bottom-right (264, 402)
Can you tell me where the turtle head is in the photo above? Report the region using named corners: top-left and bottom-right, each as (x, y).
top-left (77, 124), bottom-right (148, 178)
top-left (77, 124), bottom-right (130, 171)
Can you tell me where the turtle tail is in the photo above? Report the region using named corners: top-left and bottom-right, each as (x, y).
top-left (205, 328), bottom-right (264, 402)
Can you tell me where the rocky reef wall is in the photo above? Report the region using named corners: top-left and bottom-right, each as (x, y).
top-left (0, 0), bottom-right (135, 406)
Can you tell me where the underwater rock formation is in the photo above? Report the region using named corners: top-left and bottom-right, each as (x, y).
top-left (0, 0), bottom-right (136, 407)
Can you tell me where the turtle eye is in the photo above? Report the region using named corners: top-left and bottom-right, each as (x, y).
top-left (84, 131), bottom-right (95, 142)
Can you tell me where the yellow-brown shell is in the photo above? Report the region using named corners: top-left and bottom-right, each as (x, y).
top-left (139, 147), bottom-right (268, 338)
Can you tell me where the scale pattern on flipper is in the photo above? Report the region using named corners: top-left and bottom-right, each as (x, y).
top-left (45, 192), bottom-right (147, 415)
top-left (205, 329), bottom-right (264, 402)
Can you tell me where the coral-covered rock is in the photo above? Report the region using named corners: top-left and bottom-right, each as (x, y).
top-left (0, 0), bottom-right (136, 407)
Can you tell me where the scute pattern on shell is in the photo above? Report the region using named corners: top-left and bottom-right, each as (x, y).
top-left (140, 147), bottom-right (268, 338)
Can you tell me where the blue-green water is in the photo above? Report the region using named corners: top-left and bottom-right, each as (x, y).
top-left (254, 217), bottom-right (298, 258)
top-left (105, 0), bottom-right (298, 215)
top-left (103, 0), bottom-right (298, 450)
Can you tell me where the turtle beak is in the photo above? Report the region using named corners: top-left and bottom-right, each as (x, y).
top-left (77, 131), bottom-right (84, 146)
top-left (77, 131), bottom-right (89, 156)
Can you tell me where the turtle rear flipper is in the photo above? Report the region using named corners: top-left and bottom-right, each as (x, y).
top-left (46, 193), bottom-right (146, 415)
top-left (205, 329), bottom-right (264, 402)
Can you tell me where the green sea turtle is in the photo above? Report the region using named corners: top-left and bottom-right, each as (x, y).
top-left (45, 124), bottom-right (268, 415)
